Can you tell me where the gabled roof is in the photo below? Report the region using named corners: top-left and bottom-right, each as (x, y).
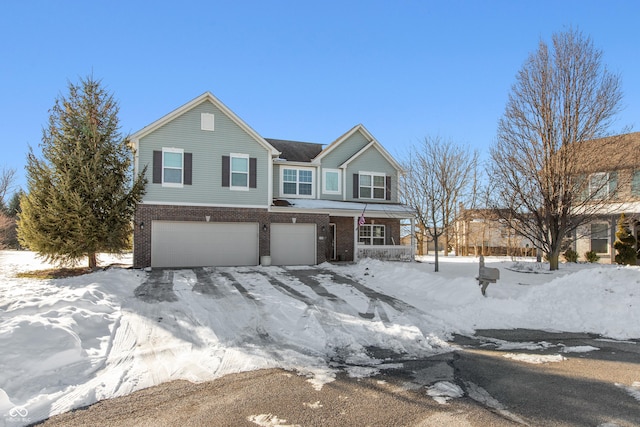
top-left (314, 124), bottom-right (403, 172)
top-left (265, 138), bottom-right (323, 162)
top-left (574, 132), bottom-right (640, 172)
top-left (129, 92), bottom-right (280, 156)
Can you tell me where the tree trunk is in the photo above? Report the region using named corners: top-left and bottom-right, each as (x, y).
top-left (88, 252), bottom-right (97, 270)
top-left (433, 235), bottom-right (439, 272)
top-left (548, 249), bottom-right (560, 271)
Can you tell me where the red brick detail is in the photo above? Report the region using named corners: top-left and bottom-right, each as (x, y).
top-left (133, 204), bottom-right (329, 268)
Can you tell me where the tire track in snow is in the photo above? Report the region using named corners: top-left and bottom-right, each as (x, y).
top-left (316, 267), bottom-right (451, 338)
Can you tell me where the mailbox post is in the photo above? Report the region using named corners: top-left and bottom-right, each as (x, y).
top-left (477, 255), bottom-right (500, 296)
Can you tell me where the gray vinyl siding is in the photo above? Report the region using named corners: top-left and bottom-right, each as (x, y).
top-left (320, 130), bottom-right (370, 169)
top-left (139, 100), bottom-right (270, 206)
top-left (346, 146), bottom-right (399, 203)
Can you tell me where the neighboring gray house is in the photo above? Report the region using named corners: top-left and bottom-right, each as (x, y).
top-left (572, 132), bottom-right (640, 264)
top-left (130, 92), bottom-right (414, 268)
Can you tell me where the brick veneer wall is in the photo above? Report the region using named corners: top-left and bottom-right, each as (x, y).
top-left (331, 217), bottom-right (355, 261)
top-left (329, 216), bottom-right (402, 262)
top-left (134, 204), bottom-right (329, 268)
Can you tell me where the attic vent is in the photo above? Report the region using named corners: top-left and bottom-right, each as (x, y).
top-left (201, 113), bottom-right (215, 131)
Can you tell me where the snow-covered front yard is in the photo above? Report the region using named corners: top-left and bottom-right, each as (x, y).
top-left (1, 250), bottom-right (639, 426)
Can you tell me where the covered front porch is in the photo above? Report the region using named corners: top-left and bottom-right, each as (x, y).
top-left (271, 199), bottom-right (415, 263)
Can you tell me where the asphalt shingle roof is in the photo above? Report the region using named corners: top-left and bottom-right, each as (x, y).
top-left (266, 138), bottom-right (324, 163)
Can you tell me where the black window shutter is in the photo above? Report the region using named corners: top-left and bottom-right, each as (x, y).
top-left (385, 176), bottom-right (391, 200)
top-left (222, 156), bottom-right (230, 187)
top-left (153, 151), bottom-right (162, 183)
top-left (353, 174), bottom-right (359, 198)
top-left (184, 153), bottom-right (192, 185)
top-left (249, 158), bottom-right (257, 188)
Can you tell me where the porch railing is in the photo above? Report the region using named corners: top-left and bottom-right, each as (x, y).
top-left (356, 245), bottom-right (413, 262)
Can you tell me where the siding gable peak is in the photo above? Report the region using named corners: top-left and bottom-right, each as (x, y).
top-left (316, 124), bottom-right (403, 173)
top-left (130, 92), bottom-right (280, 157)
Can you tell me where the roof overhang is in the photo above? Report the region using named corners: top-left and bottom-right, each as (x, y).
top-left (270, 199), bottom-right (415, 219)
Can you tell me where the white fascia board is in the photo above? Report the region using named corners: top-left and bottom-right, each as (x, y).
top-left (571, 201), bottom-right (640, 215)
top-left (269, 205), bottom-right (415, 219)
top-left (140, 201), bottom-right (271, 209)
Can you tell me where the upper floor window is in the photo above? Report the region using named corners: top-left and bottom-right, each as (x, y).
top-left (589, 172), bottom-right (617, 200)
top-left (359, 172), bottom-right (386, 200)
top-left (282, 168), bottom-right (313, 197)
top-left (153, 148), bottom-right (192, 187)
top-left (163, 148), bottom-right (184, 187)
top-left (323, 169), bottom-right (341, 195)
top-left (230, 153), bottom-right (249, 190)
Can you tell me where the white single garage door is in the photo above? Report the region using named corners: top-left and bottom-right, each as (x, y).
top-left (270, 223), bottom-right (316, 266)
top-left (151, 221), bottom-right (259, 268)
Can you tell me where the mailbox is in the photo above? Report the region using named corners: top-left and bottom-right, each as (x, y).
top-left (477, 255), bottom-right (500, 296)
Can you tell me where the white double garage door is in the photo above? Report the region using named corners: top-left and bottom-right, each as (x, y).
top-left (151, 221), bottom-right (316, 268)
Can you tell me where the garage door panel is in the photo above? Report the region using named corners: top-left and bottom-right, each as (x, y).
top-left (152, 221), bottom-right (258, 267)
top-left (270, 224), bottom-right (316, 266)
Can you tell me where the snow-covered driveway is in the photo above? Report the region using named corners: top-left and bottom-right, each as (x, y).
top-left (2, 251), bottom-right (639, 426)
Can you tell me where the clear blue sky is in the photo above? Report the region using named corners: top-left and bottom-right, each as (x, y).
top-left (2, 1), bottom-right (639, 195)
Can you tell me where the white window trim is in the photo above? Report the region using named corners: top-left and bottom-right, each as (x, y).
top-left (358, 224), bottom-right (386, 245)
top-left (280, 167), bottom-right (315, 198)
top-left (230, 153), bottom-right (250, 191)
top-left (322, 168), bottom-right (342, 195)
top-left (590, 222), bottom-right (610, 255)
top-left (359, 171), bottom-right (386, 200)
top-left (201, 113), bottom-right (215, 131)
top-left (162, 147), bottom-right (184, 188)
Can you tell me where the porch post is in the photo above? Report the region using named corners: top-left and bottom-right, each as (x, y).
top-left (410, 217), bottom-right (415, 262)
top-left (353, 216), bottom-right (359, 262)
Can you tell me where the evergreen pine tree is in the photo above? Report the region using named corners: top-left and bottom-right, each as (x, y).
top-left (7, 190), bottom-right (23, 218)
top-left (613, 213), bottom-right (637, 265)
top-left (18, 76), bottom-right (146, 268)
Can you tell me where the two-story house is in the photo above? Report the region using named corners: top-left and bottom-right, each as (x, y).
top-left (572, 132), bottom-right (640, 263)
top-left (130, 92), bottom-right (415, 268)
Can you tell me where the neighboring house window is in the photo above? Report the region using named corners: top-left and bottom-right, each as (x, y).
top-left (359, 172), bottom-right (386, 200)
top-left (282, 168), bottom-right (313, 197)
top-left (589, 171), bottom-right (617, 200)
top-left (230, 153), bottom-right (249, 190)
top-left (323, 169), bottom-right (341, 195)
top-left (632, 170), bottom-right (640, 197)
top-left (590, 223), bottom-right (609, 254)
top-left (359, 224), bottom-right (385, 245)
top-left (201, 113), bottom-right (215, 131)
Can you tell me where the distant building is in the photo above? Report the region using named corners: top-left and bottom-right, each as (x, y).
top-left (454, 207), bottom-right (535, 257)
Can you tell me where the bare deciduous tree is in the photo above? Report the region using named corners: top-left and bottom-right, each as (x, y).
top-left (489, 28), bottom-right (624, 270)
top-left (402, 136), bottom-right (478, 272)
top-left (0, 167), bottom-right (17, 249)
top-left (0, 167), bottom-right (15, 204)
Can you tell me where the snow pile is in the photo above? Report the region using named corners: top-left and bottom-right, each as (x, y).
top-left (0, 251), bottom-right (639, 425)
